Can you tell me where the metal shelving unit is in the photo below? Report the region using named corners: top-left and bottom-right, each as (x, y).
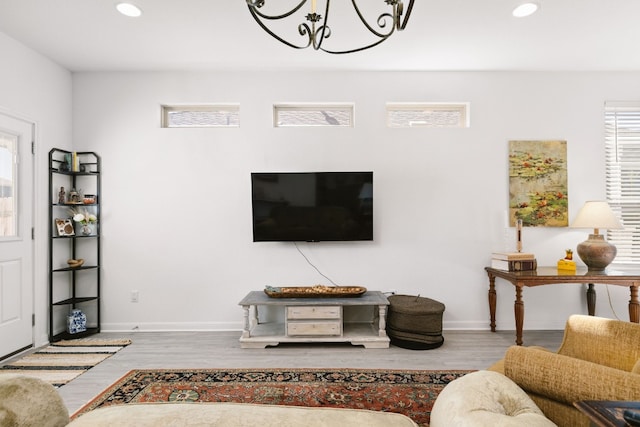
top-left (48, 148), bottom-right (101, 342)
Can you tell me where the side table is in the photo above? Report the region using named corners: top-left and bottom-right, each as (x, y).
top-left (574, 400), bottom-right (640, 427)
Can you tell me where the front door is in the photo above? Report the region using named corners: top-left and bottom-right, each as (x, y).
top-left (0, 112), bottom-right (34, 360)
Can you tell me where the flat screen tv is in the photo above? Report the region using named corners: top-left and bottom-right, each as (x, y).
top-left (251, 172), bottom-right (373, 242)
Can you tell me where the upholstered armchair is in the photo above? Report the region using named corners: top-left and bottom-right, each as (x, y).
top-left (489, 314), bottom-right (640, 427)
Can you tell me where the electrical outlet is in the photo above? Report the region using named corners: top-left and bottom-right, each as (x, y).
top-left (131, 290), bottom-right (139, 303)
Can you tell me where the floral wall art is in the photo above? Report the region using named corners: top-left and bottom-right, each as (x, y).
top-left (509, 140), bottom-right (568, 227)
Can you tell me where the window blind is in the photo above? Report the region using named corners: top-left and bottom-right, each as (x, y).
top-left (605, 101), bottom-right (640, 264)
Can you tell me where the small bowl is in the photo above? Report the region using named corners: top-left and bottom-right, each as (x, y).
top-left (67, 259), bottom-right (85, 268)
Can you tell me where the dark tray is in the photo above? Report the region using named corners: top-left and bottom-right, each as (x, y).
top-left (264, 285), bottom-right (367, 298)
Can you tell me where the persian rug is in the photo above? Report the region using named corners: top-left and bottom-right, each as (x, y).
top-left (1, 338), bottom-right (131, 387)
top-left (73, 368), bottom-right (473, 426)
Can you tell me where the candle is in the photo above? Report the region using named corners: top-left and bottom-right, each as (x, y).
top-left (311, 0), bottom-right (316, 13)
top-left (516, 219), bottom-right (523, 252)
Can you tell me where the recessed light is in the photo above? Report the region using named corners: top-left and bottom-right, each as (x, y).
top-left (116, 3), bottom-right (142, 18)
top-left (513, 3), bottom-right (539, 18)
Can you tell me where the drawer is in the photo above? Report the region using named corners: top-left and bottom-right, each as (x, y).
top-left (287, 321), bottom-right (342, 337)
top-left (287, 306), bottom-right (341, 320)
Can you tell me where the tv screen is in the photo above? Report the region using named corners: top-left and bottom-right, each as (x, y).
top-left (251, 172), bottom-right (373, 242)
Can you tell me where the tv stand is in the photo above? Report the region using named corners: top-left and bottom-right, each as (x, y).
top-left (238, 291), bottom-right (390, 349)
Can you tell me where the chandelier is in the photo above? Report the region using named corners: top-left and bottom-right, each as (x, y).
top-left (246, 0), bottom-right (415, 54)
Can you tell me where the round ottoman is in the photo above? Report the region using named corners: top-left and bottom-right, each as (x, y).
top-left (430, 370), bottom-right (557, 427)
top-left (386, 294), bottom-right (445, 349)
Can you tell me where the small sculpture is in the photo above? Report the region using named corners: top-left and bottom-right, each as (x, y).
top-left (69, 188), bottom-right (79, 204)
top-left (58, 187), bottom-right (65, 204)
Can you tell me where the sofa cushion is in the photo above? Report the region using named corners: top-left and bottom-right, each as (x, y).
top-left (430, 370), bottom-right (556, 427)
top-left (69, 402), bottom-right (419, 427)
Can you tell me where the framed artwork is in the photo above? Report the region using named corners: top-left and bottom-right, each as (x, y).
top-left (509, 140), bottom-right (568, 227)
top-left (55, 218), bottom-right (75, 236)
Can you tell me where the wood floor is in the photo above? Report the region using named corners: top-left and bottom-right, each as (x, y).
top-left (2, 329), bottom-right (564, 415)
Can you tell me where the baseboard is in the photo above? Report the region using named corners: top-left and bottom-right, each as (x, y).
top-left (101, 319), bottom-right (566, 333)
top-left (101, 321), bottom-right (244, 333)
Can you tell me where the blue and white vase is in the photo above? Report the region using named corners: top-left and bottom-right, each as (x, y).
top-left (68, 309), bottom-right (87, 334)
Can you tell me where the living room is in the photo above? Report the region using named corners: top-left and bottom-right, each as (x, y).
top-left (1, 2), bottom-right (640, 425)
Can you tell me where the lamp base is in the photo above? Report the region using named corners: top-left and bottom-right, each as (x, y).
top-left (576, 234), bottom-right (617, 271)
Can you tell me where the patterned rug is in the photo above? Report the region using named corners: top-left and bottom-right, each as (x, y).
top-left (73, 368), bottom-right (473, 426)
top-left (1, 338), bottom-right (131, 387)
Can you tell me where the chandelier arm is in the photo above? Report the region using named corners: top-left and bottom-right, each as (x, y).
top-left (320, 37), bottom-right (389, 55)
top-left (247, 4), bottom-right (311, 49)
top-left (350, 0), bottom-right (396, 38)
top-left (246, 0), bottom-right (307, 20)
top-left (398, 0), bottom-right (414, 30)
top-left (312, 0), bottom-right (331, 50)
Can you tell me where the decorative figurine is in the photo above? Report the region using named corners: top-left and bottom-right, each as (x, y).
top-left (69, 188), bottom-right (79, 204)
top-left (558, 249), bottom-right (577, 272)
top-left (58, 186), bottom-right (65, 204)
top-left (564, 249), bottom-right (573, 260)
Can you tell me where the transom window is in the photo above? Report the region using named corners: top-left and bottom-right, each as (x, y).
top-left (386, 103), bottom-right (470, 128)
top-left (273, 104), bottom-right (354, 127)
top-left (161, 105), bottom-right (240, 128)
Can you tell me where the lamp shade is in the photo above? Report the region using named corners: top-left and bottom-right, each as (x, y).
top-left (570, 201), bottom-right (622, 231)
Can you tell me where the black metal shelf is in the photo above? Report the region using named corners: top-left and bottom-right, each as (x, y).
top-left (52, 296), bottom-right (99, 306)
top-left (50, 169), bottom-right (99, 176)
top-left (52, 265), bottom-right (99, 273)
top-left (51, 235), bottom-right (99, 239)
top-left (51, 327), bottom-right (100, 342)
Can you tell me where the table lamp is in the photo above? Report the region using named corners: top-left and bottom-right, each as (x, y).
top-left (570, 201), bottom-right (623, 270)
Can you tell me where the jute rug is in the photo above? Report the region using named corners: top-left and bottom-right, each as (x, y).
top-left (1, 338), bottom-right (131, 387)
top-left (73, 368), bottom-right (473, 426)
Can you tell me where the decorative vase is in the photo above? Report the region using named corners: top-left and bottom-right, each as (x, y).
top-left (67, 309), bottom-right (87, 334)
top-left (81, 224), bottom-right (92, 236)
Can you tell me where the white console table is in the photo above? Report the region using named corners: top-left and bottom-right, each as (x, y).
top-left (238, 290), bottom-right (390, 349)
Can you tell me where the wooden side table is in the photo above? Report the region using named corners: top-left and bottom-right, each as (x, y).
top-left (485, 266), bottom-right (640, 345)
top-left (574, 400), bottom-right (640, 427)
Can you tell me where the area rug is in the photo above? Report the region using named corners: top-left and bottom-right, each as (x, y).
top-left (1, 338), bottom-right (131, 387)
top-left (73, 368), bottom-right (473, 426)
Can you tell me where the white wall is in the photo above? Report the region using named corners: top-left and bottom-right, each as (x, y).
top-left (0, 32), bottom-right (73, 347)
top-left (71, 70), bottom-right (640, 333)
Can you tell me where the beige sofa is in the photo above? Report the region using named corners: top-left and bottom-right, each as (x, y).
top-left (0, 373), bottom-right (418, 427)
top-left (489, 314), bottom-right (640, 426)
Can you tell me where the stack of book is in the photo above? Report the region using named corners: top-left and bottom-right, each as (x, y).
top-left (491, 252), bottom-right (537, 271)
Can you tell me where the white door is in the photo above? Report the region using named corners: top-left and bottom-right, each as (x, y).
top-left (0, 113), bottom-right (34, 360)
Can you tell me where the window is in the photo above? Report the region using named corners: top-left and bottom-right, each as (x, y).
top-left (0, 131), bottom-right (17, 237)
top-left (605, 101), bottom-right (640, 264)
top-left (386, 103), bottom-right (470, 128)
top-left (274, 104), bottom-right (353, 127)
top-left (161, 105), bottom-right (240, 128)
